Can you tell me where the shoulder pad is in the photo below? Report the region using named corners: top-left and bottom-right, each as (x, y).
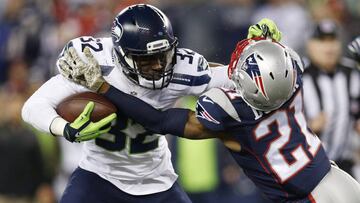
top-left (169, 48), bottom-right (211, 91)
top-left (174, 48), bottom-right (209, 75)
top-left (196, 88), bottom-right (240, 131)
top-left (202, 88), bottom-right (241, 122)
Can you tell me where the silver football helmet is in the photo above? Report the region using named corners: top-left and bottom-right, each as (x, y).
top-left (230, 40), bottom-right (297, 111)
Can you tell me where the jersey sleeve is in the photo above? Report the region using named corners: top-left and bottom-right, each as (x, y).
top-left (195, 88), bottom-right (241, 131)
top-left (195, 88), bottom-right (240, 132)
top-left (21, 75), bottom-right (87, 133)
top-left (171, 48), bottom-right (212, 95)
top-left (172, 49), bottom-right (233, 96)
top-left (196, 95), bottom-right (226, 131)
top-left (207, 65), bottom-right (235, 90)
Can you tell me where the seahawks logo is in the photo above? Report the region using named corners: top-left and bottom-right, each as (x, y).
top-left (111, 18), bottom-right (123, 43)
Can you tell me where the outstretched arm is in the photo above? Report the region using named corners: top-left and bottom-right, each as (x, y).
top-left (55, 18), bottom-right (283, 142)
top-left (100, 83), bottom-right (217, 139)
top-left (102, 83), bottom-right (241, 150)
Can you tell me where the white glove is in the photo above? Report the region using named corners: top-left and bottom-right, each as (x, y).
top-left (57, 47), bottom-right (105, 92)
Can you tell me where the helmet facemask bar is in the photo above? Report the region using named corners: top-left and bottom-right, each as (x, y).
top-left (114, 40), bottom-right (177, 89)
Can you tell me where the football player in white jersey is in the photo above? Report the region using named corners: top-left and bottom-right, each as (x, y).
top-left (21, 4), bottom-right (232, 203)
top-left (21, 4), bottom-right (281, 203)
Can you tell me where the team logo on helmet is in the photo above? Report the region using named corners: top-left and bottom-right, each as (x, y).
top-left (111, 18), bottom-right (123, 43)
top-left (243, 53), bottom-right (268, 99)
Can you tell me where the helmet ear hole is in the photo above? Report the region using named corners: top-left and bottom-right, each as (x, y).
top-left (285, 70), bottom-right (289, 77)
top-left (269, 72), bottom-right (274, 80)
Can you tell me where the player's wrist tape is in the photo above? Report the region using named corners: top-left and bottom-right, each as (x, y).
top-left (104, 85), bottom-right (190, 136)
top-left (50, 117), bottom-right (68, 136)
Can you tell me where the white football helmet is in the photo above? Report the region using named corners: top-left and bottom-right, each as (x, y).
top-left (230, 40), bottom-right (298, 111)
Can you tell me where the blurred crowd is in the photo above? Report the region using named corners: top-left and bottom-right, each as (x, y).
top-left (1, 0), bottom-right (360, 202)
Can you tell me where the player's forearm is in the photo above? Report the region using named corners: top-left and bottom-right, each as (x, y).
top-left (183, 111), bottom-right (218, 139)
top-left (103, 85), bottom-right (190, 136)
top-left (22, 97), bottom-right (59, 134)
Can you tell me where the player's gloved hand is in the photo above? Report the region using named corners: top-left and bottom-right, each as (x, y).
top-left (63, 101), bottom-right (117, 142)
top-left (58, 47), bottom-right (105, 92)
top-left (58, 47), bottom-right (87, 86)
top-left (347, 36), bottom-right (360, 67)
top-left (247, 18), bottom-right (282, 42)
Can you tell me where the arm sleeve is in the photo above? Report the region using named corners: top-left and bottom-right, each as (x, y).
top-left (104, 86), bottom-right (190, 136)
top-left (207, 65), bottom-right (235, 90)
top-left (21, 75), bottom-right (87, 133)
top-left (174, 50), bottom-right (233, 96)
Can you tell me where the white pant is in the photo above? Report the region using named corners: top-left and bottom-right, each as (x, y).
top-left (310, 164), bottom-right (360, 203)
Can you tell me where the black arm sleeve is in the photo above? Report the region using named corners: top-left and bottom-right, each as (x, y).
top-left (104, 85), bottom-right (190, 136)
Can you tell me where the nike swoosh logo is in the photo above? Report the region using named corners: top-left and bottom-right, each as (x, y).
top-left (74, 132), bottom-right (80, 138)
top-left (202, 96), bottom-right (214, 104)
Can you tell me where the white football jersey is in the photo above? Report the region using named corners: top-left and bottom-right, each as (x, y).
top-left (22, 36), bottom-right (233, 195)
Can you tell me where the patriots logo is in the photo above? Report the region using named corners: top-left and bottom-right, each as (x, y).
top-left (111, 18), bottom-right (123, 43)
top-left (243, 53), bottom-right (268, 99)
top-left (196, 101), bottom-right (220, 124)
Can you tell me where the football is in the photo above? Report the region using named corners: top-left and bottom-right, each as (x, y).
top-left (56, 92), bottom-right (117, 122)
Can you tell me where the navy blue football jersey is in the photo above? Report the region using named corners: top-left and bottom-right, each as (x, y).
top-left (195, 71), bottom-right (331, 202)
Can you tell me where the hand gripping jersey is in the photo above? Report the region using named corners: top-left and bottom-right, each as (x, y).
top-left (22, 36), bottom-right (233, 195)
top-left (195, 67), bottom-right (331, 202)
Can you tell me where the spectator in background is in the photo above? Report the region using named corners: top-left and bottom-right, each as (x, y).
top-left (162, 0), bottom-right (254, 64)
top-left (0, 0), bottom-right (25, 84)
top-left (0, 60), bottom-right (58, 203)
top-left (251, 0), bottom-right (312, 54)
top-left (211, 0), bottom-right (255, 64)
top-left (303, 19), bottom-right (360, 176)
top-left (307, 0), bottom-right (360, 40)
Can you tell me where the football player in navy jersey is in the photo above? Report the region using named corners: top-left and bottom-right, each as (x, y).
top-left (63, 35), bottom-right (360, 202)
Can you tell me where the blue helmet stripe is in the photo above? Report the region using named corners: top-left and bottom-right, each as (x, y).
top-left (171, 73), bottom-right (211, 86)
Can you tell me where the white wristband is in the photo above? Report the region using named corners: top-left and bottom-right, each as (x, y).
top-left (50, 117), bottom-right (68, 136)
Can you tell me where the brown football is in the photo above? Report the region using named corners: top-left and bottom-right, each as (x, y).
top-left (56, 92), bottom-right (117, 122)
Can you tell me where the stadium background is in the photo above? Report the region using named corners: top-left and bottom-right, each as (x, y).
top-left (0, 0), bottom-right (360, 202)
